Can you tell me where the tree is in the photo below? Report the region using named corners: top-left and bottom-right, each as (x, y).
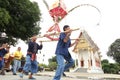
top-left (101, 59), bottom-right (109, 64)
top-left (48, 62), bottom-right (57, 71)
top-left (101, 59), bottom-right (120, 74)
top-left (48, 56), bottom-right (57, 71)
top-left (48, 56), bottom-right (56, 63)
top-left (0, 0), bottom-right (41, 45)
top-left (107, 39), bottom-right (120, 64)
top-left (0, 8), bottom-right (10, 30)
top-left (48, 56), bottom-right (75, 71)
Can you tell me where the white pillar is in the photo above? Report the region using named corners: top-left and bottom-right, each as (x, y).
top-left (91, 52), bottom-right (96, 69)
top-left (78, 53), bottom-right (81, 68)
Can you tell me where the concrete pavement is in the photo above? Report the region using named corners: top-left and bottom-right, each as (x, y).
top-left (0, 72), bottom-right (87, 80)
top-left (0, 71), bottom-right (120, 80)
top-left (37, 71), bottom-right (120, 79)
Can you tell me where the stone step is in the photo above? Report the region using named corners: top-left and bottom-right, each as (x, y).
top-left (74, 68), bottom-right (88, 73)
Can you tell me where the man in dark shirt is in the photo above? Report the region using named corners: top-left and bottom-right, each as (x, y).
top-left (0, 43), bottom-right (10, 75)
top-left (53, 25), bottom-right (78, 80)
top-left (19, 35), bottom-right (43, 79)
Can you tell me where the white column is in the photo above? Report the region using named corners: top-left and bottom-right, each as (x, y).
top-left (91, 51), bottom-right (96, 69)
top-left (78, 53), bottom-right (81, 68)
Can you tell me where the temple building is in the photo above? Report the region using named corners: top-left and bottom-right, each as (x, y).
top-left (72, 30), bottom-right (103, 73)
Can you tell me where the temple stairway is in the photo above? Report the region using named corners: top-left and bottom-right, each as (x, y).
top-left (73, 68), bottom-right (88, 73)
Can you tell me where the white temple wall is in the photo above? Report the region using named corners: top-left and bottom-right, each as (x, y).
top-left (78, 50), bottom-right (90, 68)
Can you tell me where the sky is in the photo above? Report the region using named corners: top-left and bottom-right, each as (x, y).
top-left (11, 0), bottom-right (120, 64)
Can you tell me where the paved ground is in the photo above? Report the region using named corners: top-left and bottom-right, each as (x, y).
top-left (0, 71), bottom-right (120, 80)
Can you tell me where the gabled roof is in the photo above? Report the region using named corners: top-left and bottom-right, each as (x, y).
top-left (73, 30), bottom-right (99, 53)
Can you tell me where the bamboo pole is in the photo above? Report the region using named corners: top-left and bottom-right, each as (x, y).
top-left (36, 28), bottom-right (80, 38)
top-left (39, 38), bottom-right (80, 42)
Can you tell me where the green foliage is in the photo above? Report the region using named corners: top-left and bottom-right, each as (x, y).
top-left (48, 56), bottom-right (76, 71)
top-left (0, 0), bottom-right (41, 45)
top-left (101, 59), bottom-right (109, 64)
top-left (107, 39), bottom-right (120, 64)
top-left (48, 56), bottom-right (56, 63)
top-left (38, 63), bottom-right (48, 68)
top-left (102, 63), bottom-right (110, 73)
top-left (0, 8), bottom-right (10, 29)
top-left (109, 63), bottom-right (120, 74)
top-left (48, 56), bottom-right (57, 71)
top-left (48, 62), bottom-right (57, 71)
top-left (101, 59), bottom-right (120, 74)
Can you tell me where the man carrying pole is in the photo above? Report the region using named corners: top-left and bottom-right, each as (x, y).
top-left (53, 25), bottom-right (78, 80)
